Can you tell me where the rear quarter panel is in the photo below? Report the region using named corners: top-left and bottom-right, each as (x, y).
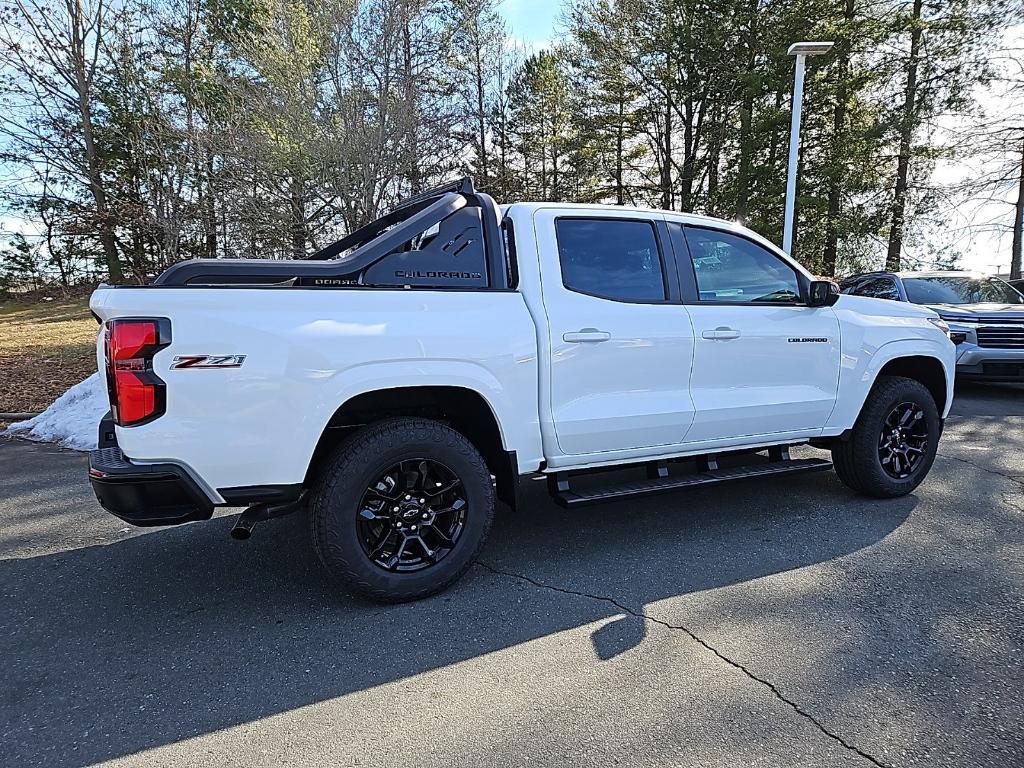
top-left (91, 288), bottom-right (542, 496)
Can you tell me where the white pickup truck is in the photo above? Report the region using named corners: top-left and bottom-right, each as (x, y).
top-left (88, 178), bottom-right (955, 601)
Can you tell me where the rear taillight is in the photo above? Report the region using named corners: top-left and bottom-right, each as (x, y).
top-left (104, 318), bottom-right (171, 426)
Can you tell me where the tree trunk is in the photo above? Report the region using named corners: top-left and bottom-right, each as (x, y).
top-left (474, 32), bottom-right (488, 187)
top-left (823, 0), bottom-right (855, 277)
top-left (205, 148), bottom-right (217, 259)
top-left (661, 98), bottom-right (673, 210)
top-left (130, 228), bottom-right (147, 282)
top-left (766, 87), bottom-right (785, 238)
top-left (615, 94), bottom-right (625, 206)
top-left (402, 17), bottom-right (421, 194)
top-left (1012, 135), bottom-right (1024, 280)
top-left (886, 0), bottom-right (923, 271)
top-left (550, 96), bottom-right (560, 200)
top-left (68, 0), bottom-right (123, 282)
top-left (767, 89), bottom-right (784, 171)
top-left (735, 0), bottom-right (759, 219)
top-left (736, 98), bottom-right (754, 219)
top-left (680, 96), bottom-right (695, 212)
top-left (540, 115), bottom-right (548, 199)
top-left (706, 120), bottom-right (720, 216)
top-left (43, 206), bottom-right (68, 287)
top-left (289, 180), bottom-right (306, 260)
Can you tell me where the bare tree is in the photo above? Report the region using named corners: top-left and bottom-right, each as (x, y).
top-left (953, 48), bottom-right (1024, 278)
top-left (0, 0), bottom-right (125, 281)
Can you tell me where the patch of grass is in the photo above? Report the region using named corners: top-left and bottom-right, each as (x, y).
top-left (0, 293), bottom-right (99, 413)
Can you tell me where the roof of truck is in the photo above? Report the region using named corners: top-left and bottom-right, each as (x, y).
top-left (501, 202), bottom-right (798, 269)
top-left (504, 201), bottom-right (740, 229)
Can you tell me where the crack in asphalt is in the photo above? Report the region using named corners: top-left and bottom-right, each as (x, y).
top-left (939, 456), bottom-right (1024, 515)
top-left (935, 450), bottom-right (1024, 487)
top-left (475, 560), bottom-right (890, 768)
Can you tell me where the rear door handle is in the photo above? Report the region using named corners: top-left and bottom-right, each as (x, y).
top-left (701, 327), bottom-right (741, 340)
top-left (563, 328), bottom-right (611, 343)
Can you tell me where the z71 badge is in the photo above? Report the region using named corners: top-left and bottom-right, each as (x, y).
top-left (171, 355), bottom-right (246, 369)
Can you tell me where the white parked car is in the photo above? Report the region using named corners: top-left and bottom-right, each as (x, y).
top-left (88, 179), bottom-right (955, 601)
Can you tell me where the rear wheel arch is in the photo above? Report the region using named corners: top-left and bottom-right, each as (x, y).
top-left (305, 385), bottom-right (518, 508)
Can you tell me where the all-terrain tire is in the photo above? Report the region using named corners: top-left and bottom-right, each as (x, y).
top-left (832, 375), bottom-right (941, 498)
top-left (310, 417), bottom-right (495, 602)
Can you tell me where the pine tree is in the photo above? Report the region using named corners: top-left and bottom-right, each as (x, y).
top-left (505, 50), bottom-right (584, 202)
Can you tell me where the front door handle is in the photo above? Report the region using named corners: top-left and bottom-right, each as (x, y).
top-left (702, 327), bottom-right (741, 340)
top-left (564, 328), bottom-right (611, 343)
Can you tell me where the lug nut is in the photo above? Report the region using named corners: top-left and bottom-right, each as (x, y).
top-left (411, 525), bottom-right (417, 531)
top-left (418, 498), bottom-right (424, 504)
top-left (393, 506), bottom-right (400, 512)
top-left (422, 513), bottom-right (428, 519)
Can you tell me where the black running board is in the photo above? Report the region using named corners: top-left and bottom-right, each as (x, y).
top-left (550, 457), bottom-right (833, 508)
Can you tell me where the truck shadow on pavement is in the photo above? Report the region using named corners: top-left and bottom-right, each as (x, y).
top-left (0, 445), bottom-right (913, 767)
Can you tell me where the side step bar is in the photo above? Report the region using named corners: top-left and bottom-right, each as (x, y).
top-left (549, 454), bottom-right (833, 509)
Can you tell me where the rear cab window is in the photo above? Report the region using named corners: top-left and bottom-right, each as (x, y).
top-left (554, 218), bottom-right (667, 303)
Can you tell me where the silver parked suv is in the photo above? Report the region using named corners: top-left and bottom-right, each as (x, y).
top-left (841, 271), bottom-right (1024, 382)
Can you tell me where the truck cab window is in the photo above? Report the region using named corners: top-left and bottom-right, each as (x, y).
top-left (684, 228), bottom-right (801, 304)
top-left (852, 277), bottom-right (901, 301)
top-left (555, 218), bottom-right (666, 302)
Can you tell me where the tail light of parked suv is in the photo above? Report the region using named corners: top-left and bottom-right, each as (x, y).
top-left (104, 318), bottom-right (171, 426)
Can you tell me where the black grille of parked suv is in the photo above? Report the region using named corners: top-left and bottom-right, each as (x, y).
top-left (976, 325), bottom-right (1024, 349)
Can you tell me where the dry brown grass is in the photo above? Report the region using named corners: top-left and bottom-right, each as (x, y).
top-left (0, 293), bottom-right (99, 413)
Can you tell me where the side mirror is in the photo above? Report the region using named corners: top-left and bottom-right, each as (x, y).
top-left (807, 279), bottom-right (840, 307)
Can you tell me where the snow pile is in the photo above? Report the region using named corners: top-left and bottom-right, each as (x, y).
top-left (5, 372), bottom-right (106, 451)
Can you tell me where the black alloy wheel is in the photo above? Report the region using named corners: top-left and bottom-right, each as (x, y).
top-left (831, 375), bottom-right (941, 498)
top-left (877, 401), bottom-right (930, 480)
top-left (356, 459), bottom-right (468, 572)
top-left (310, 417), bottom-right (495, 602)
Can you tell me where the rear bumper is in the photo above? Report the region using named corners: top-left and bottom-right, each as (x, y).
top-left (89, 446), bottom-right (215, 527)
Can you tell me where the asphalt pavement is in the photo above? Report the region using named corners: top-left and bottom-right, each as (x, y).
top-left (1, 381), bottom-right (1022, 767)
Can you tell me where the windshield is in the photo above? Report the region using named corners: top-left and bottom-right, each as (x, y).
top-left (903, 276), bottom-right (1024, 305)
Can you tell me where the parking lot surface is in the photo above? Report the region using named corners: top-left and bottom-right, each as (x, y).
top-left (1, 382), bottom-right (1022, 767)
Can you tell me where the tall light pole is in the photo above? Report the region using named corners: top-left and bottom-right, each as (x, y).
top-left (783, 41), bottom-right (834, 255)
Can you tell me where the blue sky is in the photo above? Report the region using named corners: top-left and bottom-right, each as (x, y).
top-left (499, 0), bottom-right (561, 47)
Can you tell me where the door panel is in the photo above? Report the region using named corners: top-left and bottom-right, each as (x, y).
top-left (678, 225), bottom-right (840, 443)
top-left (535, 210), bottom-right (696, 456)
top-left (684, 304), bottom-right (840, 441)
